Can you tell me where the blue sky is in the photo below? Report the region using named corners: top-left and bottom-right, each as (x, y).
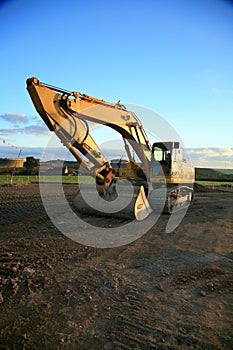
top-left (0, 0), bottom-right (233, 167)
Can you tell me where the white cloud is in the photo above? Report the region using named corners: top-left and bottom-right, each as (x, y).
top-left (188, 147), bottom-right (233, 168)
top-left (189, 147), bottom-right (233, 157)
top-left (0, 113), bottom-right (29, 124)
top-left (23, 125), bottom-right (50, 135)
top-left (0, 124), bottom-right (50, 136)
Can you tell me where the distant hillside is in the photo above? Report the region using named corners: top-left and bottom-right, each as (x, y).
top-left (195, 168), bottom-right (233, 181)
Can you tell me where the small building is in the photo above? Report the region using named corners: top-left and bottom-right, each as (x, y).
top-left (0, 158), bottom-right (26, 168)
top-left (0, 158), bottom-right (26, 174)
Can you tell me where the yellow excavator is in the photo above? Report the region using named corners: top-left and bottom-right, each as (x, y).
top-left (26, 77), bottom-right (194, 221)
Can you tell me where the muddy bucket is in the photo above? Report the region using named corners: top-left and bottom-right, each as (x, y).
top-left (73, 183), bottom-right (152, 221)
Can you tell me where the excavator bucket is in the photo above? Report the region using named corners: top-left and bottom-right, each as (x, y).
top-left (73, 184), bottom-right (152, 221)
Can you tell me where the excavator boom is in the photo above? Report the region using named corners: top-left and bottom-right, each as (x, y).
top-left (26, 77), bottom-right (153, 220)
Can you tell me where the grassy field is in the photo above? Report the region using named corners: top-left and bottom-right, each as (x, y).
top-left (195, 168), bottom-right (233, 181)
top-left (0, 175), bottom-right (95, 186)
top-left (195, 180), bottom-right (233, 187)
top-left (1, 174), bottom-right (233, 187)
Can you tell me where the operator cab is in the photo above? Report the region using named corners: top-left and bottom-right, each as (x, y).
top-left (151, 142), bottom-right (179, 177)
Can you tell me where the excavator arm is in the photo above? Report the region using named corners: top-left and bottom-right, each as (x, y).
top-left (26, 77), bottom-right (151, 195)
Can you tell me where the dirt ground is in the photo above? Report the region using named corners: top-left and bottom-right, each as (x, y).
top-left (0, 184), bottom-right (233, 350)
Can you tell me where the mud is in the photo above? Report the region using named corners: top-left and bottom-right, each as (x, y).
top-left (0, 184), bottom-right (233, 349)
